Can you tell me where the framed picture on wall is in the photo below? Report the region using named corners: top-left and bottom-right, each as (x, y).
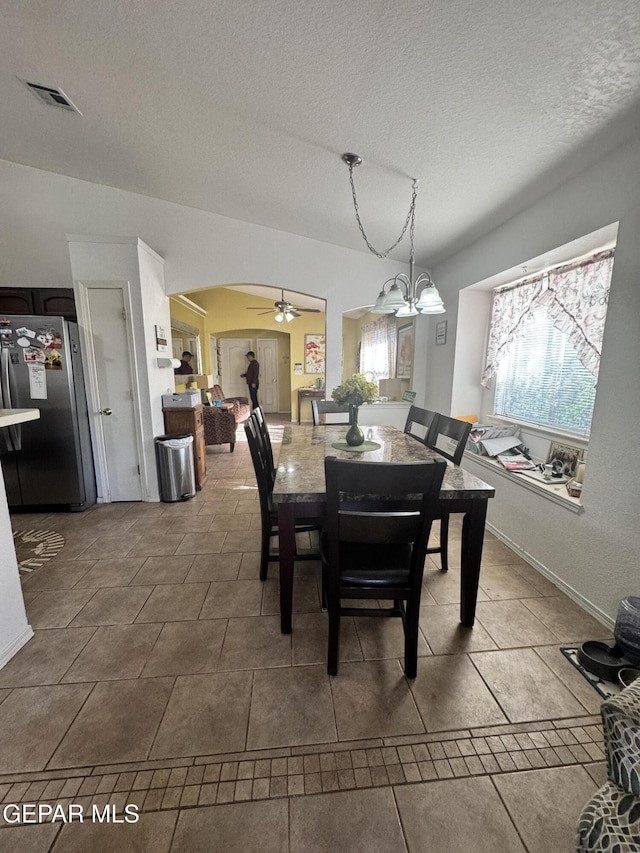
top-left (396, 323), bottom-right (413, 379)
top-left (304, 334), bottom-right (326, 373)
top-left (435, 320), bottom-right (447, 345)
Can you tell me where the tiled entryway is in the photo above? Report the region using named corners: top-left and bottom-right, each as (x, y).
top-left (1, 421), bottom-right (610, 851)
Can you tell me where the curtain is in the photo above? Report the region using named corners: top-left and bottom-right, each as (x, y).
top-left (359, 317), bottom-right (397, 384)
top-left (481, 251), bottom-right (613, 388)
top-left (537, 253), bottom-right (613, 378)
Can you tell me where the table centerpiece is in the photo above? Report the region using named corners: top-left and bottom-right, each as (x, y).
top-left (331, 373), bottom-right (378, 446)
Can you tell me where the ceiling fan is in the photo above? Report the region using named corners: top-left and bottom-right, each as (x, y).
top-left (246, 290), bottom-right (321, 323)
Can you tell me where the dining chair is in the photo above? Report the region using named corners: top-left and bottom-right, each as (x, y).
top-left (311, 399), bottom-right (351, 426)
top-left (403, 405), bottom-right (438, 445)
top-left (251, 406), bottom-right (275, 477)
top-left (322, 455), bottom-right (446, 677)
top-left (244, 419), bottom-right (320, 581)
top-left (426, 414), bottom-right (473, 572)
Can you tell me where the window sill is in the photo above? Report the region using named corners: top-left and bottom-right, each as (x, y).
top-left (487, 415), bottom-right (589, 449)
top-left (463, 451), bottom-right (583, 514)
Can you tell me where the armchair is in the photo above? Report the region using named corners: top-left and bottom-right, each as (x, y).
top-left (202, 403), bottom-right (238, 452)
top-left (576, 677), bottom-right (640, 851)
top-left (209, 384), bottom-right (251, 423)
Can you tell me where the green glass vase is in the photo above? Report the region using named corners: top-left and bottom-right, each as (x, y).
top-left (345, 405), bottom-right (365, 446)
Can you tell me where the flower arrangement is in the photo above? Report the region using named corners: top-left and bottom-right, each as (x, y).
top-left (331, 373), bottom-right (378, 408)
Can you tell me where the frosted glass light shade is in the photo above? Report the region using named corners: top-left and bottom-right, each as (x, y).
top-left (417, 285), bottom-right (445, 313)
top-left (371, 289), bottom-right (393, 313)
top-left (395, 302), bottom-right (418, 317)
top-left (382, 283), bottom-right (408, 310)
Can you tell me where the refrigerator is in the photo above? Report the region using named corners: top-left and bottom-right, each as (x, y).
top-left (0, 315), bottom-right (97, 511)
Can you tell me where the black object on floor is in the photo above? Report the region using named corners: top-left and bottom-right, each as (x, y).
top-left (577, 640), bottom-right (632, 681)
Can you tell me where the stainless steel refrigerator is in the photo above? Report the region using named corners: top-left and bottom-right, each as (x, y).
top-left (0, 315), bottom-right (96, 511)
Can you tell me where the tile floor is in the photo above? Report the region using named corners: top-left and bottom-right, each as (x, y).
top-left (0, 419), bottom-right (612, 851)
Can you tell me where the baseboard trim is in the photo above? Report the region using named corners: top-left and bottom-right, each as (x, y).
top-left (0, 623), bottom-right (34, 670)
top-left (485, 522), bottom-right (614, 631)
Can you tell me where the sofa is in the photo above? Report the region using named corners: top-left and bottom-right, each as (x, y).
top-left (576, 677), bottom-right (640, 851)
top-left (202, 385), bottom-right (251, 453)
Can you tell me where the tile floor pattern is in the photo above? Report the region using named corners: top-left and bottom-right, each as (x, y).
top-left (0, 420), bottom-right (613, 851)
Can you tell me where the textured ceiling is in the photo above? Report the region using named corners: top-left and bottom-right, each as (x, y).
top-left (2, 0), bottom-right (640, 268)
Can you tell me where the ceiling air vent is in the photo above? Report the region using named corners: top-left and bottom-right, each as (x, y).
top-left (21, 79), bottom-right (82, 114)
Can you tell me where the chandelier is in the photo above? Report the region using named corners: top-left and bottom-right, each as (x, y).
top-left (342, 153), bottom-right (445, 316)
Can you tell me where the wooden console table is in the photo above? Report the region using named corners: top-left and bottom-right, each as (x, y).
top-left (297, 388), bottom-right (326, 424)
top-left (162, 405), bottom-right (207, 490)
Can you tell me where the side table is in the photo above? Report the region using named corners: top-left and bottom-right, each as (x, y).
top-left (297, 388), bottom-right (326, 424)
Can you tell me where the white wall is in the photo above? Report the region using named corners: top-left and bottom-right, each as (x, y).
top-left (0, 474), bottom-right (33, 668)
top-left (0, 159), bottom-right (416, 398)
top-left (67, 236), bottom-right (170, 501)
top-left (429, 134), bottom-right (640, 625)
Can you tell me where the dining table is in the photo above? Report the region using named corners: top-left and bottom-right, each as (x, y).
top-left (272, 423), bottom-right (496, 634)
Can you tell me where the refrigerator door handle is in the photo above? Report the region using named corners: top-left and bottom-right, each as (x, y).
top-left (0, 348), bottom-right (21, 451)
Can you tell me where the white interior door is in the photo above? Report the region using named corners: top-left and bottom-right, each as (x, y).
top-left (83, 286), bottom-right (143, 501)
top-left (220, 338), bottom-right (252, 398)
top-left (257, 339), bottom-right (279, 413)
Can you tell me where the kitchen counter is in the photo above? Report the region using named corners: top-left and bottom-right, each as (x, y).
top-left (0, 408), bottom-right (41, 427)
top-left (0, 408), bottom-right (39, 670)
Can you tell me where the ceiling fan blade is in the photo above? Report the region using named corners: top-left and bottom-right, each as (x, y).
top-left (295, 308), bottom-right (322, 313)
top-left (290, 310), bottom-right (302, 318)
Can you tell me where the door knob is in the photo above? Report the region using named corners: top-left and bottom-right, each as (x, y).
top-left (100, 408), bottom-right (113, 416)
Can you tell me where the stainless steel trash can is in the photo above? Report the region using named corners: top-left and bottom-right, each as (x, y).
top-left (155, 434), bottom-right (196, 502)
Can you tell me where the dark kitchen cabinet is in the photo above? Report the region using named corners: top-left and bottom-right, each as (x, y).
top-left (0, 288), bottom-right (76, 320)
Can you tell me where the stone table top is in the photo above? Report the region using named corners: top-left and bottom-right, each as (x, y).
top-left (272, 424), bottom-right (496, 504)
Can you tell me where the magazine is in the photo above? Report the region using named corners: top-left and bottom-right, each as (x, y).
top-left (496, 453), bottom-right (537, 471)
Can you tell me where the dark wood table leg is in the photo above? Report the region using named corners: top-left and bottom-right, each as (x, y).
top-left (459, 499), bottom-right (488, 627)
top-left (278, 504), bottom-right (297, 634)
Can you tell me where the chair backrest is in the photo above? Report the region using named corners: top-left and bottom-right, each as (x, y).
top-left (244, 419), bottom-right (274, 514)
top-left (252, 406), bottom-right (274, 471)
top-left (427, 414), bottom-right (472, 465)
top-left (404, 406), bottom-right (438, 445)
top-left (311, 399), bottom-right (352, 426)
top-left (323, 455), bottom-right (446, 585)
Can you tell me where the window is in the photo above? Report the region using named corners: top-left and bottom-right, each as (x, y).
top-left (359, 317), bottom-right (396, 387)
top-left (483, 251), bottom-right (614, 436)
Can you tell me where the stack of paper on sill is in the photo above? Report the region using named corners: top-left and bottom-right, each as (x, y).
top-left (467, 425), bottom-right (521, 456)
top-left (496, 453), bottom-right (537, 471)
top-left (479, 434), bottom-right (523, 457)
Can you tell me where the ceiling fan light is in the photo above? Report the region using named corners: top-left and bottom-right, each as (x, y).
top-left (284, 310), bottom-right (294, 322)
top-left (274, 311), bottom-right (284, 323)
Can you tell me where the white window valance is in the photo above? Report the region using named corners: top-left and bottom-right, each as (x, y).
top-left (481, 251), bottom-right (614, 388)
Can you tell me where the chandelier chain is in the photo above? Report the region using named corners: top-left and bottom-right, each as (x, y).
top-left (347, 164), bottom-right (418, 259)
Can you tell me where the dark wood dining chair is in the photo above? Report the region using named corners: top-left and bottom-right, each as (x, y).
top-left (311, 399), bottom-right (351, 426)
top-left (425, 414), bottom-right (473, 572)
top-left (251, 406), bottom-right (275, 477)
top-left (404, 405), bottom-right (438, 445)
top-left (244, 419), bottom-right (320, 581)
top-left (322, 455), bottom-right (446, 677)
